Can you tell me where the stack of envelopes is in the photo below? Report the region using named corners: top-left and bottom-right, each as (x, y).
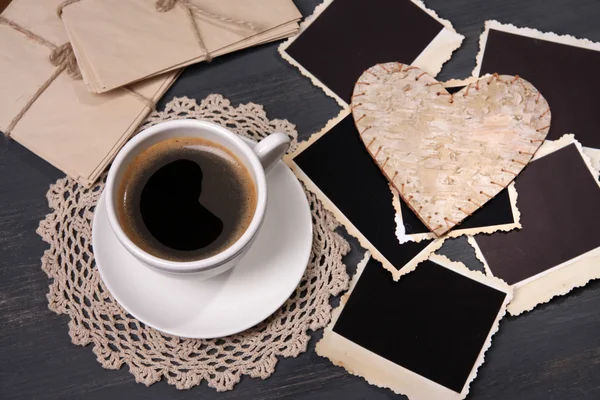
top-left (60, 0), bottom-right (301, 93)
top-left (0, 0), bottom-right (300, 186)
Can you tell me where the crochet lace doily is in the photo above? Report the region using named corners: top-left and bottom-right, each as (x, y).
top-left (36, 94), bottom-right (350, 391)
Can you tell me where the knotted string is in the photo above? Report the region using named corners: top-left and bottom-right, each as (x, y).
top-left (0, 16), bottom-right (81, 79)
top-left (155, 0), bottom-right (256, 31)
top-left (49, 43), bottom-right (82, 79)
top-left (0, 11), bottom-right (153, 138)
top-left (57, 0), bottom-right (257, 64)
top-left (155, 0), bottom-right (256, 62)
top-left (155, 0), bottom-right (177, 12)
top-left (0, 16), bottom-right (76, 137)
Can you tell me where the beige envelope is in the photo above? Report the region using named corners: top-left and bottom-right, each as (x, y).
top-left (0, 0), bottom-right (179, 187)
top-left (61, 0), bottom-right (301, 93)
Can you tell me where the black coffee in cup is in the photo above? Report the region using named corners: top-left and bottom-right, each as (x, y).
top-left (116, 137), bottom-right (257, 262)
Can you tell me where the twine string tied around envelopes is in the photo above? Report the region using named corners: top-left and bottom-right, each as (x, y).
top-left (49, 42), bottom-right (82, 78)
top-left (154, 0), bottom-right (257, 62)
top-left (57, 0), bottom-right (257, 64)
top-left (0, 14), bottom-right (154, 137)
top-left (0, 16), bottom-right (80, 78)
top-left (0, 16), bottom-right (78, 137)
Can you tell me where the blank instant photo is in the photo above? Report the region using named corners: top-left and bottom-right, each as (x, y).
top-left (316, 252), bottom-right (512, 399)
top-left (288, 111), bottom-right (442, 279)
top-left (473, 20), bottom-right (600, 169)
top-left (279, 0), bottom-right (463, 106)
top-left (469, 136), bottom-right (600, 315)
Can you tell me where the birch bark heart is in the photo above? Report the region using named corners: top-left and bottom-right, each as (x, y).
top-left (352, 63), bottom-right (551, 236)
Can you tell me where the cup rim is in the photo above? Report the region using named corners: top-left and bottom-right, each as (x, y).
top-left (104, 119), bottom-right (268, 273)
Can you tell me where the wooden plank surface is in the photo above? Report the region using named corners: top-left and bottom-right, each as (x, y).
top-left (1, 0), bottom-right (600, 399)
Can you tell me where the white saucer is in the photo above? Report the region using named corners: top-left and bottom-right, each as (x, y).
top-left (92, 157), bottom-right (312, 339)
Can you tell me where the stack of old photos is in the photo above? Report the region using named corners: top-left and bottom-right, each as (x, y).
top-left (279, 1), bottom-right (600, 398)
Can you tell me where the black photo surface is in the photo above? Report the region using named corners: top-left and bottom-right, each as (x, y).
top-left (400, 187), bottom-right (514, 234)
top-left (286, 0), bottom-right (444, 102)
top-left (294, 115), bottom-right (515, 268)
top-left (476, 144), bottom-right (600, 285)
top-left (333, 257), bottom-right (507, 393)
top-left (480, 29), bottom-right (600, 149)
top-left (295, 115), bottom-right (432, 269)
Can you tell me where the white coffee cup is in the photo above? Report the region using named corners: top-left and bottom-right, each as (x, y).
top-left (104, 119), bottom-right (290, 279)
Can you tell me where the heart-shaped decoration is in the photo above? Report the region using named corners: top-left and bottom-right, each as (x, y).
top-left (352, 63), bottom-right (551, 236)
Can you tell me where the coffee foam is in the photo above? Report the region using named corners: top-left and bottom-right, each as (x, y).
top-left (116, 136), bottom-right (257, 262)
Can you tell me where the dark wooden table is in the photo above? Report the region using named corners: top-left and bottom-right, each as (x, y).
top-left (2, 1), bottom-right (600, 399)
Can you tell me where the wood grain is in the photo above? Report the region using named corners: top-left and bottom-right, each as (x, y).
top-left (1, 0), bottom-right (600, 399)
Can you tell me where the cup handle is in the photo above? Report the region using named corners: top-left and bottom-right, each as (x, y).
top-left (253, 132), bottom-right (291, 173)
